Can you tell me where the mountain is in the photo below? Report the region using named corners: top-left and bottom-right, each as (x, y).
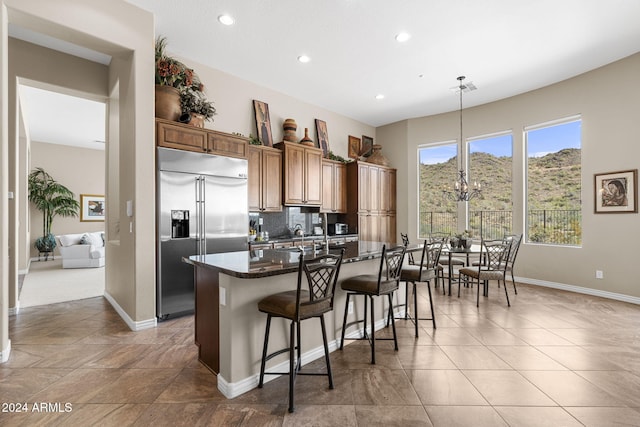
top-left (419, 148), bottom-right (581, 212)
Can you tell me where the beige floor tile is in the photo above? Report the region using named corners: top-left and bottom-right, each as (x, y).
top-left (466, 327), bottom-right (529, 345)
top-left (462, 370), bottom-right (555, 406)
top-left (282, 404), bottom-right (357, 426)
top-left (428, 328), bottom-right (483, 346)
top-left (536, 346), bottom-right (624, 370)
top-left (135, 402), bottom-right (219, 426)
top-left (440, 346), bottom-right (512, 369)
top-left (486, 345), bottom-right (567, 370)
top-left (396, 345), bottom-right (457, 370)
top-left (0, 368), bottom-right (72, 401)
top-left (494, 406), bottom-right (583, 426)
top-left (87, 368), bottom-right (181, 404)
top-left (574, 370), bottom-right (640, 407)
top-left (506, 328), bottom-right (574, 346)
top-left (209, 403), bottom-right (285, 426)
top-left (408, 370), bottom-right (488, 406)
top-left (425, 405), bottom-right (508, 427)
top-left (28, 368), bottom-right (126, 403)
top-left (520, 371), bottom-right (624, 406)
top-left (566, 407), bottom-right (640, 426)
top-left (351, 369), bottom-right (421, 405)
top-left (355, 405), bottom-right (432, 427)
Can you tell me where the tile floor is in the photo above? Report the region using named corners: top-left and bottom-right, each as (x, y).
top-left (2, 281), bottom-right (640, 426)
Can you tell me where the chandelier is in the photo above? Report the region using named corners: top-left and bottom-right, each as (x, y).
top-left (443, 76), bottom-right (482, 202)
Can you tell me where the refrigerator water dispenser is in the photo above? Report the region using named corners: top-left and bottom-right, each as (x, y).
top-left (171, 210), bottom-right (190, 238)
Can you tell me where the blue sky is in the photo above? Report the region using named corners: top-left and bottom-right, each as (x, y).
top-left (419, 120), bottom-right (581, 164)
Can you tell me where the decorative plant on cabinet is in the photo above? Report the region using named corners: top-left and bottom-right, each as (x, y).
top-left (28, 168), bottom-right (80, 253)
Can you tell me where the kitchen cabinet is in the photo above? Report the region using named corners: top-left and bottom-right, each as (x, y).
top-left (347, 161), bottom-right (397, 243)
top-left (156, 118), bottom-right (247, 159)
top-left (275, 141), bottom-right (322, 206)
top-left (248, 145), bottom-right (282, 212)
top-left (321, 159), bottom-right (347, 213)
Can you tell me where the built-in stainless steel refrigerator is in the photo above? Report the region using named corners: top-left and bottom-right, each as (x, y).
top-left (157, 147), bottom-right (248, 320)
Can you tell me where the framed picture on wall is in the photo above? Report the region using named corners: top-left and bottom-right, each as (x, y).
top-left (348, 135), bottom-right (361, 159)
top-left (315, 119), bottom-right (330, 157)
top-left (253, 100), bottom-right (273, 147)
top-left (594, 169), bottom-right (638, 213)
top-left (80, 194), bottom-right (105, 222)
top-left (361, 135), bottom-right (374, 157)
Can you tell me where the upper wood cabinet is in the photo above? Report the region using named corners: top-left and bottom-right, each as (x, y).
top-left (275, 141), bottom-right (322, 206)
top-left (156, 118), bottom-right (247, 159)
top-left (248, 145), bottom-right (282, 212)
top-left (321, 159), bottom-right (347, 213)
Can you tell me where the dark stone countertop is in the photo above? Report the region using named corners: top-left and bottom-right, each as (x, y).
top-left (249, 233), bottom-right (358, 245)
top-left (184, 240), bottom-right (419, 279)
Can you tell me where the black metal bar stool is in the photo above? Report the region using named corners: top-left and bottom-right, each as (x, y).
top-left (257, 249), bottom-right (344, 413)
top-left (339, 245), bottom-right (406, 364)
top-left (398, 239), bottom-right (443, 337)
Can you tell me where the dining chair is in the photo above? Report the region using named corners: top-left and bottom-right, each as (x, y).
top-left (503, 234), bottom-right (523, 294)
top-left (400, 233), bottom-right (415, 265)
top-left (433, 232), bottom-right (465, 294)
top-left (398, 239), bottom-right (443, 336)
top-left (257, 249), bottom-right (344, 413)
top-left (458, 239), bottom-right (512, 307)
top-left (339, 245), bottom-right (406, 364)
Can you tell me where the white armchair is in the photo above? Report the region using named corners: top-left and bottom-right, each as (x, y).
top-left (56, 232), bottom-right (105, 268)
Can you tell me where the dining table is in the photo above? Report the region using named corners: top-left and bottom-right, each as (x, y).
top-left (441, 244), bottom-right (482, 296)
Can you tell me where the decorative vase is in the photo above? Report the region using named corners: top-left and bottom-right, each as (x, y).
top-left (283, 118), bottom-right (298, 142)
top-left (155, 85), bottom-right (182, 121)
top-left (366, 144), bottom-right (390, 166)
top-left (299, 127), bottom-right (314, 146)
top-left (188, 112), bottom-right (205, 128)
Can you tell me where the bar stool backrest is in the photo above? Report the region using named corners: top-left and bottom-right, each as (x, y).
top-left (418, 239), bottom-right (443, 276)
top-left (296, 249), bottom-right (345, 320)
top-left (381, 245), bottom-right (407, 285)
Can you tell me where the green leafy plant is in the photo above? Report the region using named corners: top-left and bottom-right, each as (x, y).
top-left (28, 168), bottom-right (79, 252)
top-left (326, 151), bottom-right (351, 163)
top-left (180, 88), bottom-right (216, 121)
top-left (248, 134), bottom-right (262, 145)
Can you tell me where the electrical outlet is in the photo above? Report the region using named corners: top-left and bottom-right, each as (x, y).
top-left (348, 301), bottom-right (354, 314)
top-left (219, 287), bottom-right (226, 306)
top-left (595, 270), bottom-right (603, 279)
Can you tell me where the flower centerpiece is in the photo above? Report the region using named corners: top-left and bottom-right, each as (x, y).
top-left (155, 36), bottom-right (205, 121)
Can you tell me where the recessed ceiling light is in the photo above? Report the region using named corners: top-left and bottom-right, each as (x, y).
top-left (375, 94), bottom-right (385, 100)
top-left (297, 55), bottom-right (311, 63)
top-left (218, 14), bottom-right (235, 25)
top-left (395, 32), bottom-right (411, 42)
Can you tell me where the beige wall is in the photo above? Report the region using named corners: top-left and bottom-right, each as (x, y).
top-left (172, 54), bottom-right (376, 160)
top-left (29, 141), bottom-right (105, 258)
top-left (378, 52), bottom-right (640, 300)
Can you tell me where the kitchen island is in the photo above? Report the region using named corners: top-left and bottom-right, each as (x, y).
top-left (184, 240), bottom-right (416, 398)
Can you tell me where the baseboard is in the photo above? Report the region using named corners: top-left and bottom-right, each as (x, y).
top-left (0, 339), bottom-right (11, 363)
top-left (217, 308), bottom-right (403, 399)
top-left (8, 302), bottom-right (19, 316)
top-left (517, 276), bottom-right (640, 305)
top-left (103, 291), bottom-right (157, 331)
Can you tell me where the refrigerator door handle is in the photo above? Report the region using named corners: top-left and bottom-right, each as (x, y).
top-left (201, 176), bottom-right (207, 255)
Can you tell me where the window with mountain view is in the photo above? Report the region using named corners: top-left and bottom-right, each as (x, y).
top-left (418, 142), bottom-right (458, 237)
top-left (526, 117), bottom-right (582, 246)
top-left (468, 133), bottom-right (513, 239)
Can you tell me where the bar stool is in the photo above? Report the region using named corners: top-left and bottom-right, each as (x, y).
top-left (398, 239), bottom-right (443, 337)
top-left (339, 245), bottom-right (406, 364)
top-left (257, 249), bottom-right (344, 413)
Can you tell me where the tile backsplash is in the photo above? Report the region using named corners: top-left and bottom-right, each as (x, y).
top-left (249, 208), bottom-right (345, 239)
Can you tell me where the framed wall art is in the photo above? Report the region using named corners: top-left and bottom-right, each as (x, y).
top-left (594, 169), bottom-right (638, 213)
top-left (315, 119), bottom-right (330, 157)
top-left (361, 135), bottom-right (374, 157)
top-left (253, 100), bottom-right (273, 147)
top-left (80, 194), bottom-right (105, 222)
top-left (348, 135), bottom-right (361, 159)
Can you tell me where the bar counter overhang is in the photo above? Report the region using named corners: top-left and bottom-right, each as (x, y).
top-left (183, 241), bottom-right (414, 398)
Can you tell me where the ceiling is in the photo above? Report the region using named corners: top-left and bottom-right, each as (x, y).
top-left (11, 0), bottom-right (640, 149)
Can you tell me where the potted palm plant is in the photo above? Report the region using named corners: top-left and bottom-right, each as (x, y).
top-left (28, 168), bottom-right (80, 253)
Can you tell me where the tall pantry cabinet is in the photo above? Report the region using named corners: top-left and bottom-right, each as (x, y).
top-left (346, 161), bottom-right (397, 243)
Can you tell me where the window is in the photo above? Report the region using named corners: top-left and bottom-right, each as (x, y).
top-left (525, 117), bottom-right (582, 246)
top-left (418, 143), bottom-right (458, 237)
top-left (468, 133), bottom-right (513, 239)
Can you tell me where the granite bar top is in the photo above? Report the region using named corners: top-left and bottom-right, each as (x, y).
top-left (184, 240), bottom-right (419, 279)
top-left (249, 233), bottom-right (359, 245)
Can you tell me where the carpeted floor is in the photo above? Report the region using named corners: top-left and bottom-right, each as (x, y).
top-left (19, 258), bottom-right (105, 308)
